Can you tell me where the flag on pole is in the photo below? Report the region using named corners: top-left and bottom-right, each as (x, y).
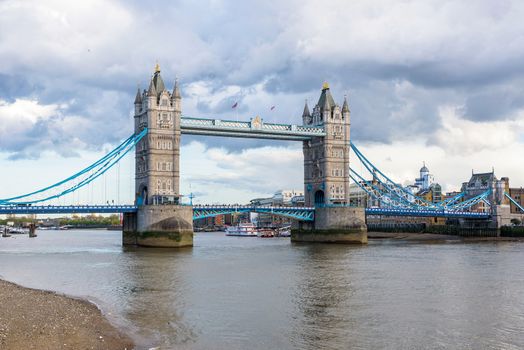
top-left (232, 102), bottom-right (238, 109)
top-left (270, 106), bottom-right (275, 111)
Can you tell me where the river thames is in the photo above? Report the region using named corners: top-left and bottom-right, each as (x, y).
top-left (0, 230), bottom-right (523, 349)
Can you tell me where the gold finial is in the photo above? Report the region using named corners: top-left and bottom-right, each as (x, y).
top-left (322, 81), bottom-right (329, 90)
top-left (154, 62), bottom-right (160, 73)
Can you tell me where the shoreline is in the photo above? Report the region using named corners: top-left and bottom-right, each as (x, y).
top-left (368, 231), bottom-right (524, 242)
top-left (0, 279), bottom-right (134, 350)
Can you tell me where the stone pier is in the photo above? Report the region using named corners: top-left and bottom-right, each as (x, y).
top-left (123, 205), bottom-right (193, 247)
top-left (493, 204), bottom-right (512, 229)
top-left (291, 207), bottom-right (367, 244)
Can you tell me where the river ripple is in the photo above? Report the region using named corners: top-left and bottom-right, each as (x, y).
top-left (0, 230), bottom-right (523, 349)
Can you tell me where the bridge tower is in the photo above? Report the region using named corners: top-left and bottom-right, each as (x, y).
top-left (134, 63), bottom-right (181, 205)
top-left (302, 82), bottom-right (351, 206)
top-left (123, 64), bottom-right (193, 247)
top-left (293, 83), bottom-right (367, 243)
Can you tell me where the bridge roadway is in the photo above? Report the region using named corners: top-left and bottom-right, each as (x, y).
top-left (0, 205), bottom-right (491, 220)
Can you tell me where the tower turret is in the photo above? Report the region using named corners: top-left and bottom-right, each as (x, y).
top-left (147, 79), bottom-right (157, 107)
top-left (302, 100), bottom-right (311, 125)
top-left (171, 78), bottom-right (181, 111)
top-left (134, 87), bottom-right (142, 115)
top-left (342, 95), bottom-right (349, 114)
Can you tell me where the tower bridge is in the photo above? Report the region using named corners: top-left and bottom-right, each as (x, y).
top-left (0, 64), bottom-right (511, 247)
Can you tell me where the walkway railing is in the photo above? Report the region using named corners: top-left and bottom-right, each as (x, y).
top-left (192, 205), bottom-right (315, 221)
top-left (180, 116), bottom-right (325, 140)
top-left (0, 205), bottom-right (138, 215)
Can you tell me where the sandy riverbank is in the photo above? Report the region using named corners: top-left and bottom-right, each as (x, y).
top-left (0, 279), bottom-right (134, 350)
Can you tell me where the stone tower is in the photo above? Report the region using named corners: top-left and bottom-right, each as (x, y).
top-left (292, 83), bottom-right (366, 244)
top-left (134, 63), bottom-right (181, 206)
top-left (124, 64), bottom-right (193, 247)
top-left (302, 83), bottom-right (351, 207)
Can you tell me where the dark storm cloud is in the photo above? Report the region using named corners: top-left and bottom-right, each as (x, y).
top-left (464, 84), bottom-right (524, 121)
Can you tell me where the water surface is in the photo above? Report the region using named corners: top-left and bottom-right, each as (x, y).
top-left (0, 230), bottom-right (523, 349)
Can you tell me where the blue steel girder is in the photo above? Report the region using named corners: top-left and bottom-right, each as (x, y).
top-left (0, 205), bottom-right (138, 215)
top-left (447, 189), bottom-right (491, 211)
top-left (180, 116), bottom-right (325, 141)
top-left (365, 207), bottom-right (491, 219)
top-left (504, 192), bottom-right (524, 212)
top-left (349, 170), bottom-right (414, 209)
top-left (435, 191), bottom-right (466, 208)
top-left (349, 144), bottom-right (439, 210)
top-left (193, 208), bottom-right (251, 220)
top-left (193, 205), bottom-right (315, 221)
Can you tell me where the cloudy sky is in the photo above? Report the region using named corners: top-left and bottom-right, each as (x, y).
top-left (1, 0), bottom-right (524, 205)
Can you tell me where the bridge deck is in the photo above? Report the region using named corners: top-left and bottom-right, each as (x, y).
top-left (0, 205), bottom-right (138, 215)
top-left (0, 205), bottom-right (490, 219)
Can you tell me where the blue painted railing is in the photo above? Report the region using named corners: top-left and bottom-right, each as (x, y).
top-left (192, 205), bottom-right (315, 221)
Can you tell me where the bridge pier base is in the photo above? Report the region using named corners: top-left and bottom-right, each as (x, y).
top-left (122, 205), bottom-right (193, 247)
top-left (493, 204), bottom-right (511, 229)
top-left (291, 207), bottom-right (367, 244)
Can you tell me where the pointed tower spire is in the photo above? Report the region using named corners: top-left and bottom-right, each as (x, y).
top-left (302, 99), bottom-right (310, 118)
top-left (322, 94), bottom-right (331, 111)
top-left (342, 94), bottom-right (349, 113)
top-left (318, 82), bottom-right (335, 111)
top-left (172, 78), bottom-right (181, 100)
top-left (147, 78), bottom-right (157, 96)
top-left (134, 87), bottom-right (142, 104)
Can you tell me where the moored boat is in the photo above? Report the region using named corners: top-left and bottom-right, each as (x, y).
top-left (275, 226), bottom-right (291, 237)
top-left (257, 228), bottom-right (275, 238)
top-left (225, 222), bottom-right (258, 237)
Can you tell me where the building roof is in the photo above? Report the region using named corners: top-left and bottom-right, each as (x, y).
top-left (152, 70), bottom-right (165, 95)
top-left (468, 171), bottom-right (495, 187)
top-left (147, 79), bottom-right (157, 96)
top-left (420, 161), bottom-right (429, 173)
top-left (317, 83), bottom-right (336, 111)
top-left (147, 64), bottom-right (166, 98)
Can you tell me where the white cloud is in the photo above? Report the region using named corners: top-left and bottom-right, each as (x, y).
top-left (0, 98), bottom-right (61, 140)
top-left (431, 106), bottom-right (524, 154)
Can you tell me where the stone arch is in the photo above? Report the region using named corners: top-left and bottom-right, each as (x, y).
top-left (137, 184), bottom-right (148, 206)
top-left (314, 190), bottom-right (324, 205)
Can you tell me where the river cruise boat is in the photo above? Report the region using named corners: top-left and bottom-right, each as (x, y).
top-left (225, 223), bottom-right (258, 237)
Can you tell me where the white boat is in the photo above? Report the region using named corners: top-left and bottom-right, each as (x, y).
top-left (8, 227), bottom-right (29, 234)
top-left (225, 223), bottom-right (258, 237)
top-left (275, 226), bottom-right (291, 237)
